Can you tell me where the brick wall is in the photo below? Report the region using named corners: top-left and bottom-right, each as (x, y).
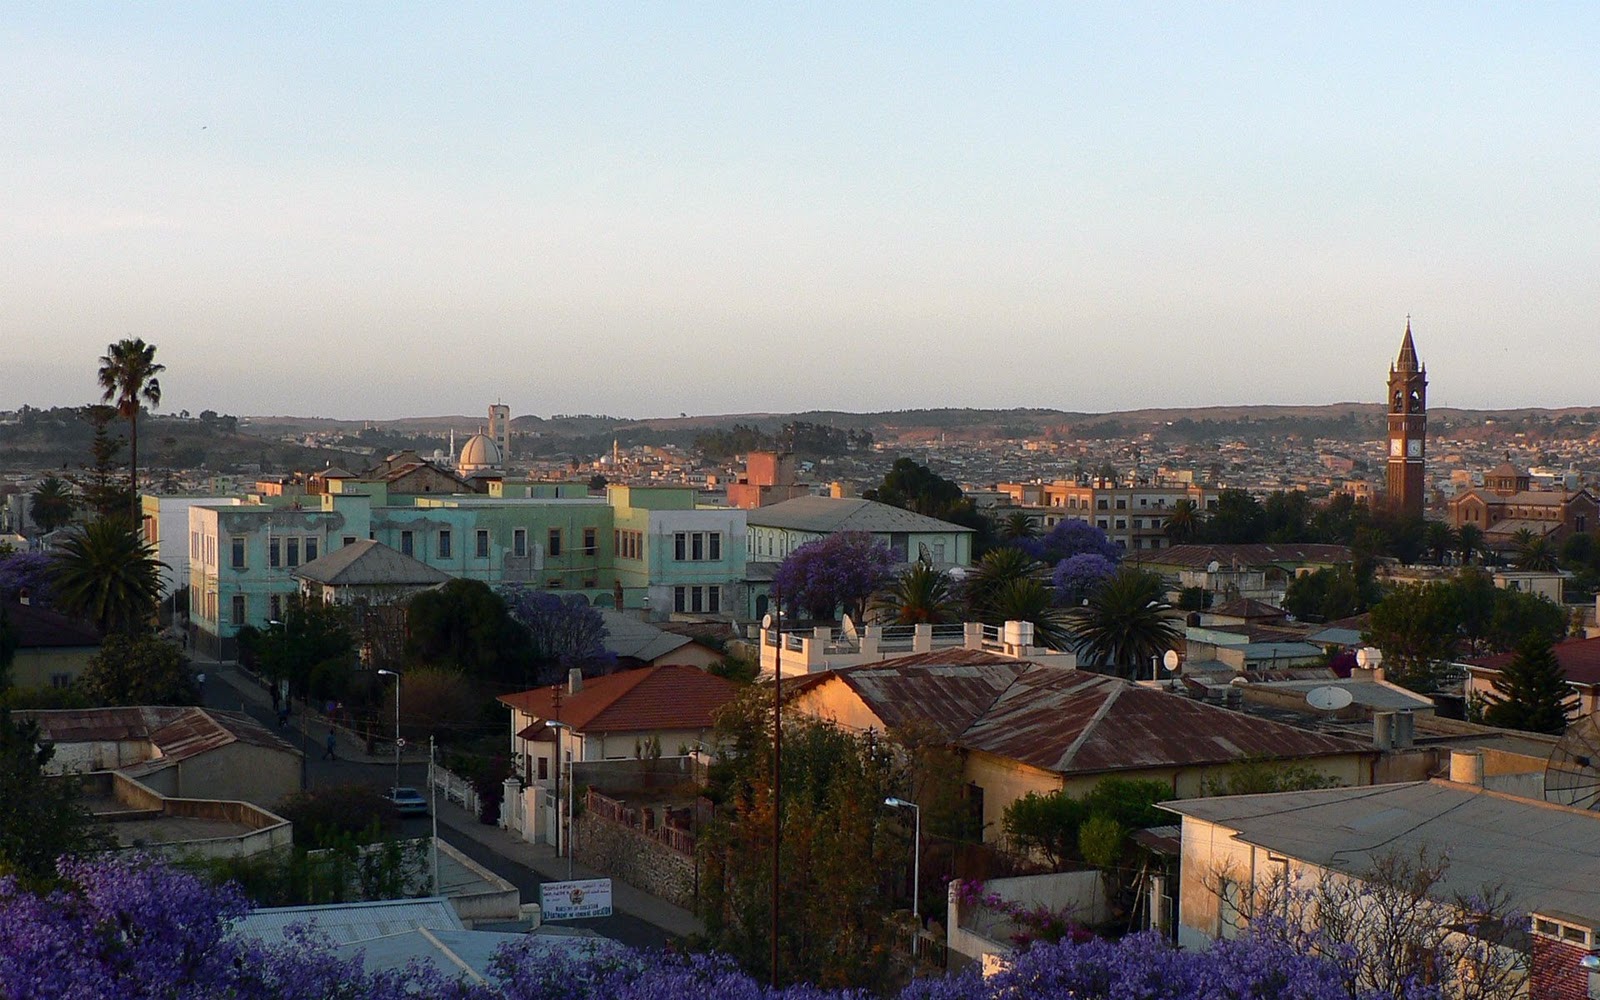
top-left (1532, 933), bottom-right (1594, 1000)
top-left (573, 813), bottom-right (697, 910)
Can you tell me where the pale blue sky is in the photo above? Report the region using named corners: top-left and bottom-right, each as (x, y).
top-left (3, 4), bottom-right (1597, 420)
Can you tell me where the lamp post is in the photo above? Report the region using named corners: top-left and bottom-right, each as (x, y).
top-left (377, 669), bottom-right (401, 789)
top-left (546, 719), bottom-right (575, 879)
top-left (885, 797), bottom-right (922, 957)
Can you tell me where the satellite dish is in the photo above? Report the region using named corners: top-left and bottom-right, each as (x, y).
top-left (761, 614), bottom-right (774, 630)
top-left (1207, 560), bottom-right (1221, 574)
top-left (841, 613), bottom-right (859, 642)
top-left (1306, 686), bottom-right (1355, 712)
top-left (1162, 650), bottom-right (1180, 673)
top-left (1545, 715), bottom-right (1600, 810)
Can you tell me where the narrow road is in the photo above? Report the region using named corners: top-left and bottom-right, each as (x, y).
top-left (200, 660), bottom-right (683, 950)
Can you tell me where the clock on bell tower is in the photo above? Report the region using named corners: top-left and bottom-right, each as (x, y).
top-left (1385, 319), bottom-right (1427, 517)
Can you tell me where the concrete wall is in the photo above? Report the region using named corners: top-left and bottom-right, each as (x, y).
top-left (133, 742), bottom-right (300, 808)
top-left (436, 839), bottom-right (521, 926)
top-left (947, 871), bottom-right (1111, 964)
top-left (8, 646), bottom-right (96, 690)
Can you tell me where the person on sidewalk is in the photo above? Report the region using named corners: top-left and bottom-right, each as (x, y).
top-left (323, 730), bottom-right (338, 761)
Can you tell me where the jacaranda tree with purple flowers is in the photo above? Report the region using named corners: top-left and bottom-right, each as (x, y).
top-left (0, 550), bottom-right (56, 608)
top-left (771, 531), bottom-right (896, 622)
top-left (1051, 553), bottom-right (1118, 606)
top-left (1021, 520), bottom-right (1121, 568)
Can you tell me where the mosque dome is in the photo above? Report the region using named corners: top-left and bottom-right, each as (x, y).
top-left (458, 431), bottom-right (504, 472)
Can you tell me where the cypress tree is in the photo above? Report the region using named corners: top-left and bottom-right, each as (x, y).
top-left (1483, 633), bottom-right (1575, 735)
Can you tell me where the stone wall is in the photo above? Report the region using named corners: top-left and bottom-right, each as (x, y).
top-left (573, 813), bottom-right (697, 910)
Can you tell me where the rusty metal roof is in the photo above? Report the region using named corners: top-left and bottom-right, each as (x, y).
top-left (26, 706), bottom-right (296, 767)
top-left (822, 652), bottom-right (1028, 739)
top-left (961, 669), bottom-right (1369, 776)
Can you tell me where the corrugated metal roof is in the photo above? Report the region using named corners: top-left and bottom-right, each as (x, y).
top-left (831, 655), bottom-right (1028, 739)
top-left (1146, 543), bottom-right (1356, 569)
top-left (959, 668), bottom-right (1369, 776)
top-left (1164, 780), bottom-right (1600, 925)
top-left (596, 610), bottom-right (694, 663)
top-left (233, 897), bottom-right (463, 946)
top-left (746, 496), bottom-right (973, 535)
top-left (27, 706), bottom-right (296, 767)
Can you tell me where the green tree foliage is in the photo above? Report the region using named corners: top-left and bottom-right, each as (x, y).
top-left (97, 337), bottom-right (164, 511)
top-left (1200, 758), bottom-right (1342, 796)
top-left (1163, 498), bottom-right (1200, 543)
top-left (693, 424), bottom-right (774, 462)
top-left (1002, 778), bottom-right (1172, 871)
top-left (697, 690), bottom-right (898, 988)
top-left (1482, 633), bottom-right (1575, 735)
top-left (28, 475), bottom-right (77, 534)
top-left (1197, 490), bottom-right (1266, 543)
top-left (1424, 521), bottom-right (1460, 565)
top-left (49, 518), bottom-right (162, 634)
top-left (871, 559), bottom-right (961, 625)
top-left (80, 634), bottom-right (197, 706)
top-left (0, 708), bottom-right (111, 881)
top-left (963, 546), bottom-right (1041, 620)
top-left (403, 579), bottom-right (528, 681)
top-left (1282, 565), bottom-right (1379, 622)
top-left (274, 783), bottom-right (400, 850)
top-left (73, 406), bottom-right (135, 522)
top-left (999, 510), bottom-right (1038, 541)
top-left (1067, 567), bottom-right (1182, 679)
top-left (243, 596), bottom-right (354, 702)
top-left (985, 578), bottom-right (1073, 649)
top-left (864, 457), bottom-right (965, 517)
top-left (1363, 582), bottom-right (1461, 692)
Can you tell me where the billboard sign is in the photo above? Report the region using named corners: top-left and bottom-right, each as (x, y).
top-left (540, 878), bottom-right (613, 920)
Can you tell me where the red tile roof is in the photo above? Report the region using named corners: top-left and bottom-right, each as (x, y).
top-left (1466, 636), bottom-right (1600, 687)
top-left (501, 664), bottom-right (737, 736)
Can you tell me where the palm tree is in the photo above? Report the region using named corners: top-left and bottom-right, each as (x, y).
top-left (49, 519), bottom-right (162, 634)
top-left (1164, 498), bottom-right (1200, 544)
top-left (871, 560), bottom-right (960, 625)
top-left (1517, 535), bottom-right (1559, 572)
top-left (97, 338), bottom-right (164, 514)
top-left (1423, 521), bottom-right (1460, 565)
top-left (999, 511), bottom-right (1038, 542)
top-left (985, 578), bottom-right (1073, 649)
top-left (1067, 566), bottom-right (1182, 680)
top-left (963, 546), bottom-right (1042, 620)
top-left (28, 475), bottom-right (77, 534)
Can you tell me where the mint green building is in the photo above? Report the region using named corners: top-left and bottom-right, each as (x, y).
top-left (182, 480), bottom-right (747, 659)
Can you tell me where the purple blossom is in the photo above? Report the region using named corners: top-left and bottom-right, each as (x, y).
top-left (1021, 521), bottom-right (1121, 567)
top-left (0, 550), bottom-right (55, 608)
top-left (770, 532), bottom-right (896, 622)
top-left (1051, 553), bottom-right (1118, 606)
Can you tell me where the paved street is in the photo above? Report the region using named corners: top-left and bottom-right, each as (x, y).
top-left (196, 657), bottom-right (699, 949)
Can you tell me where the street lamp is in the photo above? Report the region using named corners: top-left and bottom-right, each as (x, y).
top-left (546, 719), bottom-right (575, 879)
top-left (884, 797), bottom-right (922, 957)
top-left (377, 669), bottom-right (401, 789)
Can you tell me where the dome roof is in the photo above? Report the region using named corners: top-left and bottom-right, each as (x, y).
top-left (458, 432), bottom-right (504, 471)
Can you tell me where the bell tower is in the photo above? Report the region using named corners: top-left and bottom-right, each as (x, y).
top-left (1385, 319), bottom-right (1427, 517)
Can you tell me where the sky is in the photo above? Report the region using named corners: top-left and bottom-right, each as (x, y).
top-left (3, 4), bottom-right (1598, 421)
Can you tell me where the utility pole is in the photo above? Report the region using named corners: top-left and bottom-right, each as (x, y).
top-left (430, 735), bottom-right (440, 896)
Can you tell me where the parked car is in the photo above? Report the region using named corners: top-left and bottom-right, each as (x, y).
top-left (385, 786), bottom-right (428, 817)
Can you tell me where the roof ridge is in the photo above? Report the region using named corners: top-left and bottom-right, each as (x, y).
top-left (1052, 675), bottom-right (1123, 770)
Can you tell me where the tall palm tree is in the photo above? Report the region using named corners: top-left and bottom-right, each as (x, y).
top-left (1066, 566), bottom-right (1182, 680)
top-left (1164, 498), bottom-right (1200, 544)
top-left (49, 519), bottom-right (162, 634)
top-left (1457, 524), bottom-right (1484, 567)
top-left (963, 546), bottom-right (1042, 621)
top-left (871, 560), bottom-right (960, 625)
top-left (1517, 535), bottom-right (1559, 572)
top-left (97, 338), bottom-right (164, 515)
top-left (999, 511), bottom-right (1038, 542)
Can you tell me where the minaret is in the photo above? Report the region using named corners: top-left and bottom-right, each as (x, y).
top-left (1385, 319), bottom-right (1427, 517)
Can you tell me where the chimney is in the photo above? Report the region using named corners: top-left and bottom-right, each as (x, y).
top-left (1449, 750), bottom-right (1485, 787)
top-left (1394, 709), bottom-right (1415, 749)
top-left (1372, 711), bottom-right (1394, 750)
top-left (567, 668), bottom-right (583, 695)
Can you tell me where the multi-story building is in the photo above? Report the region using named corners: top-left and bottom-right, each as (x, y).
top-left (995, 480), bottom-right (1213, 551)
top-left (182, 480), bottom-right (747, 658)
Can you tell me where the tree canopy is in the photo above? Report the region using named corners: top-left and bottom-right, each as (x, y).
top-left (49, 519), bottom-right (162, 635)
top-left (772, 531), bottom-right (896, 622)
top-left (1482, 633), bottom-right (1575, 734)
top-left (79, 634), bottom-right (197, 706)
top-left (0, 708), bottom-right (110, 881)
top-left (404, 579), bottom-right (528, 681)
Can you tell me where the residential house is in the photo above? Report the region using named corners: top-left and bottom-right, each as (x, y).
top-left (292, 539), bottom-right (451, 605)
top-left (789, 650), bottom-right (1374, 843)
top-left (26, 706), bottom-right (301, 807)
top-left (597, 609), bottom-right (723, 670)
top-left (3, 600), bottom-right (100, 690)
top-left (1463, 635), bottom-right (1600, 721)
top-left (1136, 543), bottom-right (1357, 606)
top-left (498, 664), bottom-right (739, 782)
top-left (1163, 773), bottom-right (1600, 999)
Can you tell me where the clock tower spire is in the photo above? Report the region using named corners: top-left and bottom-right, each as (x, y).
top-left (1385, 318), bottom-right (1427, 517)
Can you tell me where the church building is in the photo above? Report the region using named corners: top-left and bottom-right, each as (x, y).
top-left (1385, 321), bottom-right (1428, 517)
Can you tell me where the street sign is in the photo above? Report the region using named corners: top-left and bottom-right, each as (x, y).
top-left (540, 878), bottom-right (612, 920)
top-left (395, 738), bottom-right (406, 749)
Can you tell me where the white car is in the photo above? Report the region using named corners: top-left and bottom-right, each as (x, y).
top-left (385, 786), bottom-right (428, 817)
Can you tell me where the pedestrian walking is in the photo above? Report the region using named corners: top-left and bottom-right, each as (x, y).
top-left (277, 705), bottom-right (290, 728)
top-left (323, 730), bottom-right (338, 761)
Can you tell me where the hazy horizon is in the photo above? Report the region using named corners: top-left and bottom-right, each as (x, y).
top-left (5, 5), bottom-right (1598, 420)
